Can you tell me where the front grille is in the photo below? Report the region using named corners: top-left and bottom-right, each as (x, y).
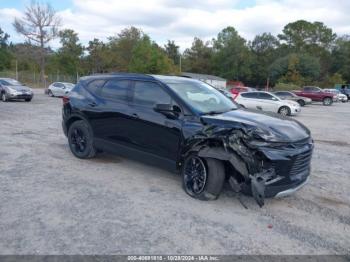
top-left (289, 148), bottom-right (312, 180)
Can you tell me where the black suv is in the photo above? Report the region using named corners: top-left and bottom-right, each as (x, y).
top-left (62, 73), bottom-right (314, 206)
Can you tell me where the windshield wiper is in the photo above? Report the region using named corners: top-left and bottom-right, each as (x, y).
top-left (204, 108), bottom-right (236, 115)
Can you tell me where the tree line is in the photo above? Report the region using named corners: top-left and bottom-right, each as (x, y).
top-left (0, 1), bottom-right (349, 89)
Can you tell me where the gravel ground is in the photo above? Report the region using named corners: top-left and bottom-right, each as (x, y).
top-left (0, 90), bottom-right (349, 255)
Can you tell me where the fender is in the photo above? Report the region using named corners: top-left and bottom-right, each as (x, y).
top-left (64, 112), bottom-right (94, 137)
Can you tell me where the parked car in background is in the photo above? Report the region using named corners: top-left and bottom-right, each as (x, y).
top-left (274, 91), bottom-right (312, 106)
top-left (47, 82), bottom-right (75, 97)
top-left (324, 89), bottom-right (348, 103)
top-left (217, 88), bottom-right (235, 101)
top-left (62, 73), bottom-right (313, 207)
top-left (235, 91), bottom-right (301, 116)
top-left (337, 84), bottom-right (350, 100)
top-left (293, 86), bottom-right (335, 106)
top-left (228, 86), bottom-right (256, 100)
top-left (0, 78), bottom-right (33, 102)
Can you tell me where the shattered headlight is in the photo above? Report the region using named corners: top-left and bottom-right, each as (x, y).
top-left (245, 128), bottom-right (277, 147)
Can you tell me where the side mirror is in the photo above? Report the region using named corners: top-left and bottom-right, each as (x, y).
top-left (154, 104), bottom-right (181, 119)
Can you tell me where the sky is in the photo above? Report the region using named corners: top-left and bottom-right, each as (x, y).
top-left (0, 0), bottom-right (349, 50)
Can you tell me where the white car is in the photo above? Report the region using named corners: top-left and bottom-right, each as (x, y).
top-left (235, 91), bottom-right (301, 116)
top-left (47, 82), bottom-right (75, 97)
top-left (324, 89), bottom-right (348, 103)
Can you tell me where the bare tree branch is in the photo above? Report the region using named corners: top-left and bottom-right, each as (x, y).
top-left (12, 1), bottom-right (61, 85)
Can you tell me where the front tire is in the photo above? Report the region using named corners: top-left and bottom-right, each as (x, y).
top-left (323, 97), bottom-right (333, 106)
top-left (68, 120), bottom-right (96, 159)
top-left (48, 90), bottom-right (54, 97)
top-left (1, 93), bottom-right (7, 102)
top-left (182, 155), bottom-right (225, 201)
top-left (278, 106), bottom-right (291, 116)
top-left (25, 98), bottom-right (32, 102)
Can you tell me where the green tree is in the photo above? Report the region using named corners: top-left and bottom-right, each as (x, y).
top-left (182, 37), bottom-right (213, 74)
top-left (250, 33), bottom-right (280, 87)
top-left (212, 27), bottom-right (251, 81)
top-left (86, 38), bottom-right (110, 73)
top-left (269, 53), bottom-right (320, 85)
top-left (278, 20), bottom-right (336, 51)
top-left (331, 35), bottom-right (350, 83)
top-left (107, 27), bottom-right (144, 71)
top-left (128, 35), bottom-right (177, 74)
top-left (0, 27), bottom-right (12, 71)
top-left (51, 29), bottom-right (84, 75)
top-left (164, 40), bottom-right (180, 65)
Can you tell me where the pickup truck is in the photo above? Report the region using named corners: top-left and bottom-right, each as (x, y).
top-left (293, 86), bottom-right (335, 106)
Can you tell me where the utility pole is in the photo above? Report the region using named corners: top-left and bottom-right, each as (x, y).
top-left (179, 54), bottom-right (182, 73)
top-left (266, 77), bottom-right (270, 91)
top-left (15, 60), bottom-right (18, 80)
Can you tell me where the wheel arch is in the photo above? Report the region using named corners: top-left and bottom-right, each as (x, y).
top-left (278, 105), bottom-right (291, 114)
top-left (65, 114), bottom-right (93, 134)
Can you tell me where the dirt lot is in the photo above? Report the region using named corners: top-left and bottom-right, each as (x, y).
top-left (0, 89), bottom-right (349, 255)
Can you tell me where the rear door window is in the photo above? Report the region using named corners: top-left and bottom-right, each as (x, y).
top-left (101, 79), bottom-right (131, 101)
top-left (259, 93), bottom-right (275, 100)
top-left (241, 92), bottom-right (258, 99)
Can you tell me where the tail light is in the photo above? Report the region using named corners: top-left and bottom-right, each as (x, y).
top-left (62, 96), bottom-right (70, 105)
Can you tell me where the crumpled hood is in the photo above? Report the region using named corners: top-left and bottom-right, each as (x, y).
top-left (200, 109), bottom-right (310, 143)
top-left (6, 85), bottom-right (31, 91)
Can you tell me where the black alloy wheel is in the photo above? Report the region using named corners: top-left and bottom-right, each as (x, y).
top-left (68, 120), bottom-right (96, 159)
top-left (183, 156), bottom-right (208, 196)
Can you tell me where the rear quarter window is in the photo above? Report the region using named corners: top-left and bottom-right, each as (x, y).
top-left (101, 79), bottom-right (131, 101)
top-left (241, 92), bottom-right (258, 98)
top-left (85, 79), bottom-right (106, 94)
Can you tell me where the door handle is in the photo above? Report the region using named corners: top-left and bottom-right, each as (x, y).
top-left (88, 102), bottom-right (97, 107)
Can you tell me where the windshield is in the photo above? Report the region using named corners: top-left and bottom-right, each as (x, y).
top-left (2, 79), bottom-right (23, 86)
top-left (165, 79), bottom-right (237, 114)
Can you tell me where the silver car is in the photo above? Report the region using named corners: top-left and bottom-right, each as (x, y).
top-left (0, 78), bottom-right (33, 102)
top-left (47, 82), bottom-right (75, 97)
top-left (324, 89), bottom-right (348, 103)
top-left (274, 91), bottom-right (312, 106)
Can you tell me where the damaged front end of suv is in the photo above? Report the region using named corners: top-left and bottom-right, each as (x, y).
top-left (181, 111), bottom-right (314, 207)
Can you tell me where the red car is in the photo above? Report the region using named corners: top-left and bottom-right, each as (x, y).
top-left (228, 86), bottom-right (252, 100)
top-left (293, 86), bottom-right (335, 106)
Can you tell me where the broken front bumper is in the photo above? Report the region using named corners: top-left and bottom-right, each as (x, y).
top-left (274, 177), bottom-right (309, 198)
top-left (241, 139), bottom-right (313, 206)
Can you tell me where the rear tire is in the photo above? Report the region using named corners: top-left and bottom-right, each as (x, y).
top-left (182, 154), bottom-right (225, 201)
top-left (297, 99), bottom-right (305, 106)
top-left (25, 98), bottom-right (32, 102)
top-left (323, 97), bottom-right (333, 106)
top-left (68, 120), bottom-right (96, 159)
top-left (278, 106), bottom-right (291, 116)
top-left (48, 90), bottom-right (54, 97)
